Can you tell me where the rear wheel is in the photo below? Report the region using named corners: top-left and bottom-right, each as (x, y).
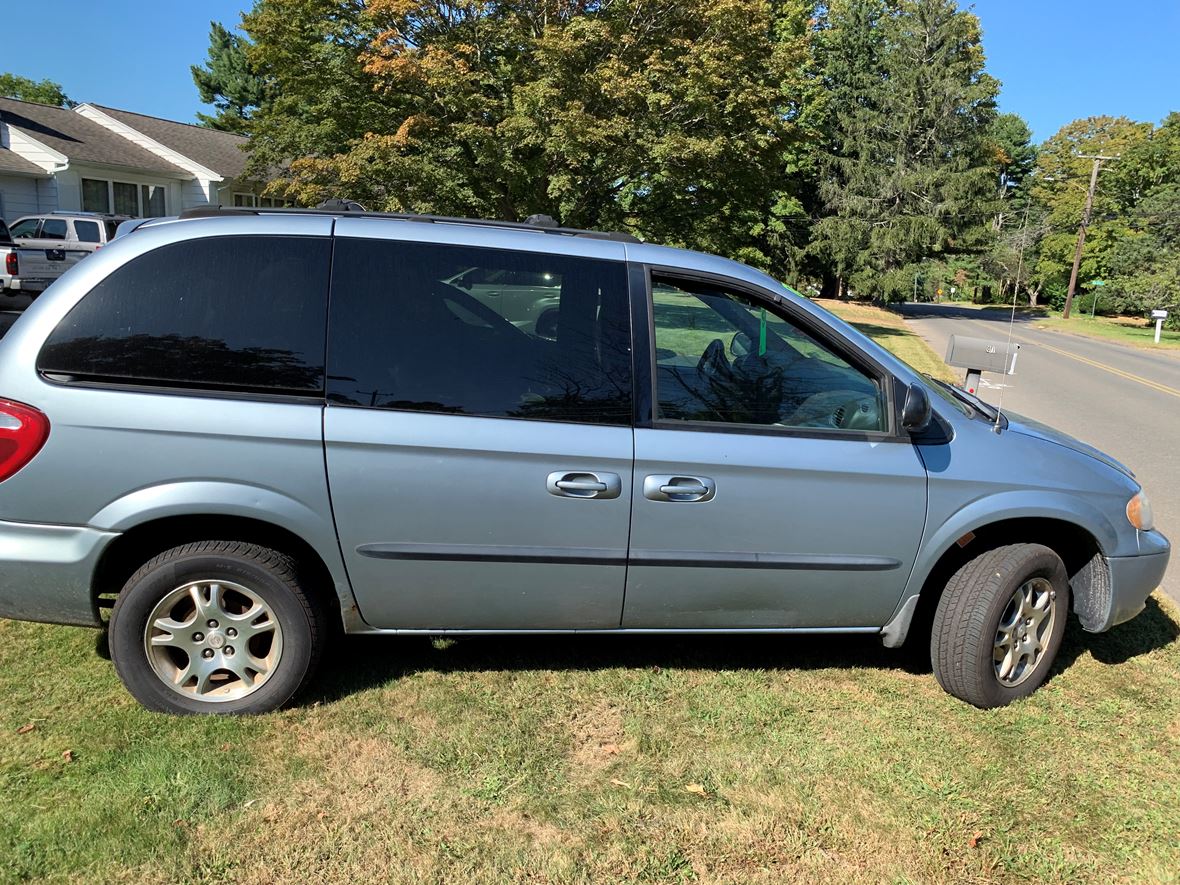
top-left (110, 541), bottom-right (326, 714)
top-left (931, 543), bottom-right (1069, 708)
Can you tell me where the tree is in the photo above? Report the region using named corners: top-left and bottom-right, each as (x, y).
top-left (808, 0), bottom-right (999, 301)
top-left (1029, 116), bottom-right (1151, 306)
top-left (243, 0), bottom-right (808, 268)
top-left (191, 22), bottom-right (270, 133)
top-left (0, 73), bottom-right (74, 108)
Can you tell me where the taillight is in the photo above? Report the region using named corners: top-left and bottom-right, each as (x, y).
top-left (4, 252), bottom-right (15, 275)
top-left (0, 400), bottom-right (49, 482)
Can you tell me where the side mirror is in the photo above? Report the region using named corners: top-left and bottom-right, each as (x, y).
top-left (730, 332), bottom-right (752, 357)
top-left (901, 382), bottom-right (931, 433)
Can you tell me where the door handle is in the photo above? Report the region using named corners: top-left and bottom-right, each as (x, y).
top-left (643, 474), bottom-right (716, 502)
top-left (547, 471), bottom-right (622, 500)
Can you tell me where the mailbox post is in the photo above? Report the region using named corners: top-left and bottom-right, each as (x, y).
top-left (945, 335), bottom-right (1020, 395)
top-left (1152, 309), bottom-right (1168, 344)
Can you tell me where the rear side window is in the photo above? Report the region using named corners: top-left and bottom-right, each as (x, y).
top-left (38, 236), bottom-right (330, 396)
top-left (328, 239), bottom-right (632, 424)
top-left (74, 220), bottom-right (102, 243)
top-left (40, 219), bottom-right (68, 239)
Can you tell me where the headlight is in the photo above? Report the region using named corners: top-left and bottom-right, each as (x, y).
top-left (1127, 490), bottom-right (1154, 531)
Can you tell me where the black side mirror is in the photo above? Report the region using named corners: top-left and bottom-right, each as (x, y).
top-left (901, 382), bottom-right (931, 433)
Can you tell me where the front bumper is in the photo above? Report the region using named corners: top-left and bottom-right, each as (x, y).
top-left (0, 519), bottom-right (118, 627)
top-left (1084, 530), bottom-right (1170, 632)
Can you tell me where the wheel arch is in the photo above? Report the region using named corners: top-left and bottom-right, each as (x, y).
top-left (883, 514), bottom-right (1105, 648)
top-left (92, 513), bottom-right (358, 633)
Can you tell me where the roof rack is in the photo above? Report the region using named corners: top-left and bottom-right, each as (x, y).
top-left (175, 205), bottom-right (642, 243)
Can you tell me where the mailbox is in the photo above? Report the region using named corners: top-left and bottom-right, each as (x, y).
top-left (945, 335), bottom-right (1018, 374)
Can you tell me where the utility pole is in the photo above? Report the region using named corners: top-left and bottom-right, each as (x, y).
top-left (1063, 154), bottom-right (1115, 319)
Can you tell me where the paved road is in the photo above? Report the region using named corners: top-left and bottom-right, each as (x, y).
top-left (899, 303), bottom-right (1180, 605)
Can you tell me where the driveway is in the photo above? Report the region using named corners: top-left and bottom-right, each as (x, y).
top-left (898, 302), bottom-right (1180, 606)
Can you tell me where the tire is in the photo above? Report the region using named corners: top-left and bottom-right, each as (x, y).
top-left (110, 541), bottom-right (326, 714)
top-left (930, 543), bottom-right (1069, 708)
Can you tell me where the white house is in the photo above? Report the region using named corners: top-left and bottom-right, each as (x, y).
top-left (0, 96), bottom-right (276, 222)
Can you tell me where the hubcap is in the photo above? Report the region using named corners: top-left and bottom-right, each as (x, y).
top-left (993, 577), bottom-right (1056, 687)
top-left (144, 580), bottom-right (283, 703)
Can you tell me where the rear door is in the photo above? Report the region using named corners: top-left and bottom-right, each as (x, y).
top-left (324, 223), bottom-right (634, 629)
top-left (623, 271), bottom-right (928, 629)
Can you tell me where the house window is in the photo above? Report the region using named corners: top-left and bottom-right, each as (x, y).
top-left (80, 178), bottom-right (167, 217)
top-left (233, 193), bottom-right (258, 208)
top-left (141, 185), bottom-right (166, 217)
top-left (113, 182), bottom-right (138, 217)
top-left (82, 179), bottom-right (111, 213)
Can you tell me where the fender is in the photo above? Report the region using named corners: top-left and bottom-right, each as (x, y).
top-left (880, 489), bottom-right (1122, 647)
top-left (89, 480), bottom-right (365, 631)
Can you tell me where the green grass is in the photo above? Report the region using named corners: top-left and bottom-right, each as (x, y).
top-left (1031, 313), bottom-right (1180, 351)
top-left (815, 298), bottom-right (957, 381)
top-left (3, 309), bottom-right (1178, 883)
top-left (3, 602), bottom-right (1179, 883)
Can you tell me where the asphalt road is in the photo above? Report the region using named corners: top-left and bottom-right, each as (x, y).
top-left (899, 302), bottom-right (1180, 605)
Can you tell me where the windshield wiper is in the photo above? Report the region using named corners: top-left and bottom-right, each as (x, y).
top-left (926, 376), bottom-right (998, 420)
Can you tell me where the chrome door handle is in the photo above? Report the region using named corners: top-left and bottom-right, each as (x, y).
top-left (643, 474), bottom-right (716, 502)
top-left (547, 471), bottom-right (622, 500)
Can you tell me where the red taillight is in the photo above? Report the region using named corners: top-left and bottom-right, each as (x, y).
top-left (4, 252), bottom-right (15, 275)
top-left (0, 400), bottom-right (49, 482)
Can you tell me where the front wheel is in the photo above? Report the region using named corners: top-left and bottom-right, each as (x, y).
top-left (931, 543), bottom-right (1070, 708)
top-left (110, 541), bottom-right (326, 714)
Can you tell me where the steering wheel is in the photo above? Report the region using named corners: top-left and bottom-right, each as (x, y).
top-left (697, 338), bottom-right (732, 380)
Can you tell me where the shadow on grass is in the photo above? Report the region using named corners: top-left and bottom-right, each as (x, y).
top-left (302, 596), bottom-right (1179, 706)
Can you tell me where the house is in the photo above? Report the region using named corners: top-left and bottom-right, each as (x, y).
top-left (0, 96), bottom-right (277, 222)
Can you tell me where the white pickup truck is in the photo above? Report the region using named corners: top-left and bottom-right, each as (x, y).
top-left (0, 213), bottom-right (117, 298)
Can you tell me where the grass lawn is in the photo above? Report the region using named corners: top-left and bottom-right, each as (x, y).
top-left (814, 298), bottom-right (957, 381)
top-left (2, 302), bottom-right (1178, 883)
top-left (1030, 313), bottom-right (1180, 351)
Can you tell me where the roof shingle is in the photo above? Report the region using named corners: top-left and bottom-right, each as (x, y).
top-left (0, 97), bottom-right (189, 177)
top-left (93, 106), bottom-right (250, 180)
top-left (0, 146), bottom-right (47, 176)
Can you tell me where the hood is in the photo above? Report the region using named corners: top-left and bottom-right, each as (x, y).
top-left (1004, 411), bottom-right (1134, 479)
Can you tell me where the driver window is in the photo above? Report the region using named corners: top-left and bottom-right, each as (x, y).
top-left (327, 239), bottom-right (632, 425)
top-left (651, 277), bottom-right (886, 432)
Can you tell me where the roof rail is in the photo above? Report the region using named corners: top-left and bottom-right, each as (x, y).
top-left (174, 204), bottom-right (642, 243)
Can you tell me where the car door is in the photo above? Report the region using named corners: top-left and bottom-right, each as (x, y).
top-left (622, 270), bottom-right (928, 629)
top-left (324, 222), bottom-right (634, 629)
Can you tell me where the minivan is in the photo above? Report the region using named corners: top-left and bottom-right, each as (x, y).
top-left (0, 207), bottom-right (1168, 713)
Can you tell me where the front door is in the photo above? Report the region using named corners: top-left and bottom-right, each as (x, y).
top-left (623, 273), bottom-right (928, 628)
top-left (324, 228), bottom-right (635, 629)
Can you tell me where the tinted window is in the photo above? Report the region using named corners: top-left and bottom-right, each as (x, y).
top-left (40, 219), bottom-right (68, 239)
top-left (74, 220), bottom-right (102, 243)
top-left (651, 277), bottom-right (885, 431)
top-left (38, 236), bottom-right (330, 396)
top-left (328, 239), bottom-right (631, 424)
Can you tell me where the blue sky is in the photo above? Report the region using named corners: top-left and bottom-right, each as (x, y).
top-left (4, 1), bottom-right (1178, 142)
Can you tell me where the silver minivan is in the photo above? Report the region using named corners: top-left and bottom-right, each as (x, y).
top-left (0, 207), bottom-right (1168, 713)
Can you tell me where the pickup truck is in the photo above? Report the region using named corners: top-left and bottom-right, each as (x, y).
top-left (7, 211), bottom-right (126, 255)
top-left (1, 217), bottom-right (91, 298)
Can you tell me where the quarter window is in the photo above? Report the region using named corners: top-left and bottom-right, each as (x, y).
top-left (651, 277), bottom-right (886, 432)
top-left (74, 220), bottom-right (102, 243)
top-left (38, 236), bottom-right (331, 396)
top-left (328, 239), bottom-right (632, 424)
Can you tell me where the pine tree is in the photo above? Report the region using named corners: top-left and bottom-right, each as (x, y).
top-left (809, 0), bottom-right (998, 300)
top-left (191, 22), bottom-right (269, 133)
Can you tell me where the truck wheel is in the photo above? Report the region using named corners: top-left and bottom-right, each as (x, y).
top-left (931, 543), bottom-right (1069, 708)
top-left (110, 541), bottom-right (326, 714)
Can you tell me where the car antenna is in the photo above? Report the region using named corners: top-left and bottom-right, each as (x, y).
top-left (993, 204), bottom-right (1030, 434)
